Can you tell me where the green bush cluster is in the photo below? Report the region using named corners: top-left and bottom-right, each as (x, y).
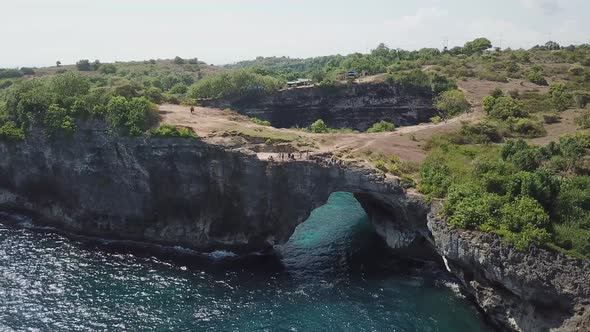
top-left (310, 119), bottom-right (328, 133)
top-left (0, 72), bottom-right (160, 138)
top-left (366, 120), bottom-right (395, 133)
top-left (188, 69), bottom-right (283, 99)
top-left (147, 124), bottom-right (197, 138)
top-left (434, 89), bottom-right (470, 119)
top-left (251, 117), bottom-right (271, 126)
top-left (420, 135), bottom-right (590, 256)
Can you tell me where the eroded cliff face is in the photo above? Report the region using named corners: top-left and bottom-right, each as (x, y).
top-left (199, 83), bottom-right (437, 131)
top-left (0, 120), bottom-right (414, 252)
top-left (1, 121), bottom-right (588, 331)
top-left (427, 202), bottom-right (590, 332)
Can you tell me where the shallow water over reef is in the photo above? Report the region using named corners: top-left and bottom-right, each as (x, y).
top-left (0, 193), bottom-right (489, 331)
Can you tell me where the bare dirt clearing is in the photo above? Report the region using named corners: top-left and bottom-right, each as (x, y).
top-left (159, 104), bottom-right (478, 163)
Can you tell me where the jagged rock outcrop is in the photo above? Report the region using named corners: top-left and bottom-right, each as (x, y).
top-left (1, 121), bottom-right (588, 331)
top-left (0, 120), bottom-right (418, 252)
top-left (199, 82), bottom-right (437, 131)
top-left (427, 202), bottom-right (590, 332)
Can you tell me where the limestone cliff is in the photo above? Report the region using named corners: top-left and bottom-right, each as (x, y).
top-left (427, 202), bottom-right (590, 332)
top-left (0, 120), bottom-right (413, 252)
top-left (1, 121), bottom-right (589, 331)
top-left (199, 82), bottom-right (437, 131)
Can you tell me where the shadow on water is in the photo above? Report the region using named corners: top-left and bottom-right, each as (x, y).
top-left (0, 193), bottom-right (492, 331)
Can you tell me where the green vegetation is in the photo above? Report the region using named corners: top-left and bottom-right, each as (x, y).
top-left (188, 69), bottom-right (283, 99)
top-left (310, 119), bottom-right (328, 133)
top-left (366, 120), bottom-right (395, 133)
top-left (419, 134), bottom-right (590, 257)
top-left (576, 110), bottom-right (590, 129)
top-left (0, 71), bottom-right (159, 138)
top-left (147, 124), bottom-right (197, 138)
top-left (434, 89), bottom-right (470, 119)
top-left (250, 117), bottom-right (271, 126)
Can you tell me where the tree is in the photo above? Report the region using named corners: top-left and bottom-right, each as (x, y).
top-left (310, 119), bottom-right (328, 133)
top-left (173, 56), bottom-right (185, 65)
top-left (463, 38), bottom-right (492, 55)
top-left (435, 89), bottom-right (471, 119)
top-left (56, 61), bottom-right (61, 67)
top-left (76, 59), bottom-right (91, 71)
top-left (91, 60), bottom-right (101, 71)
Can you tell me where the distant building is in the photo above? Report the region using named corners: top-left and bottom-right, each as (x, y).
top-left (345, 71), bottom-right (359, 79)
top-left (286, 78), bottom-right (313, 88)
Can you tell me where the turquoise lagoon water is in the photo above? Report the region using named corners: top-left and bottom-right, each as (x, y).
top-left (0, 193), bottom-right (490, 331)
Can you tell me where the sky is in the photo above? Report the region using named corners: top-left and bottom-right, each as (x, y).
top-left (1, 0), bottom-right (589, 68)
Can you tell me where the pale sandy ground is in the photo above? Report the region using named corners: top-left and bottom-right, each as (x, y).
top-left (159, 77), bottom-right (579, 165)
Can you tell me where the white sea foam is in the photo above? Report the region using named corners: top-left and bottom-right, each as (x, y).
top-left (207, 250), bottom-right (238, 259)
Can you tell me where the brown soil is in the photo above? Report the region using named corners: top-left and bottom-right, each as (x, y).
top-left (159, 104), bottom-right (482, 165)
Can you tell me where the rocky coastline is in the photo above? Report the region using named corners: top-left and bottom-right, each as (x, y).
top-left (0, 122), bottom-right (588, 331)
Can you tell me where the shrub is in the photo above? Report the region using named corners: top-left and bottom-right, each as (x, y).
top-left (502, 140), bottom-right (543, 171)
top-left (0, 69), bottom-right (24, 79)
top-left (418, 161), bottom-right (452, 198)
top-left (489, 96), bottom-right (527, 120)
top-left (527, 72), bottom-right (548, 85)
top-left (188, 70), bottom-right (283, 99)
top-left (0, 121), bottom-right (25, 141)
top-left (44, 104), bottom-right (76, 137)
top-left (430, 116), bottom-right (442, 123)
top-left (19, 67), bottom-right (35, 75)
top-left (568, 65), bottom-right (585, 76)
top-left (460, 121), bottom-right (504, 143)
top-left (76, 59), bottom-right (92, 71)
top-left (366, 120), bottom-right (395, 133)
top-left (499, 197), bottom-right (551, 250)
top-left (434, 89), bottom-right (470, 118)
top-left (251, 117), bottom-right (271, 126)
top-left (490, 87), bottom-right (504, 98)
top-left (173, 56), bottom-right (185, 65)
top-left (147, 125), bottom-right (196, 138)
top-left (106, 96), bottom-right (158, 135)
top-left (389, 69), bottom-right (431, 90)
top-left (430, 73), bottom-right (456, 94)
top-left (144, 87), bottom-right (163, 104)
top-left (572, 91), bottom-right (590, 108)
top-left (575, 110), bottom-right (590, 129)
top-left (170, 83), bottom-right (188, 94)
top-left (482, 95), bottom-right (496, 113)
top-left (542, 113), bottom-right (560, 124)
top-left (310, 119), bottom-right (328, 133)
top-left (99, 64), bottom-right (117, 74)
top-left (549, 83), bottom-right (571, 112)
top-left (510, 118), bottom-right (546, 137)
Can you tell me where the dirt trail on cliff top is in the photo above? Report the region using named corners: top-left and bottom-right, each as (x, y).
top-left (159, 104), bottom-right (480, 162)
top-left (159, 77), bottom-right (563, 163)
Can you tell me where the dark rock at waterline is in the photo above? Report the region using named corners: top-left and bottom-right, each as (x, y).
top-left (199, 82), bottom-right (437, 131)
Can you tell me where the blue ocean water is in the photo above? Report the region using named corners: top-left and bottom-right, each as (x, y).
top-left (0, 193), bottom-right (490, 331)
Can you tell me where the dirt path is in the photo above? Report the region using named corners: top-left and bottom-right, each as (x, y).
top-left (159, 104), bottom-right (482, 163)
